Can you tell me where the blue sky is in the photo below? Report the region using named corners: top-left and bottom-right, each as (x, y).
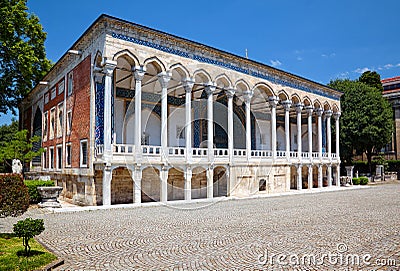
top-left (1, 0), bottom-right (399, 125)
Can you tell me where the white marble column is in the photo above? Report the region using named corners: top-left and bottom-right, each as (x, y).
top-left (103, 60), bottom-right (117, 162)
top-left (205, 83), bottom-right (216, 161)
top-left (325, 110), bottom-right (333, 160)
top-left (315, 108), bottom-right (324, 159)
top-left (308, 164), bottom-right (313, 189)
top-left (296, 103), bottom-right (304, 160)
top-left (281, 100), bottom-right (292, 159)
top-left (327, 165), bottom-right (332, 187)
top-left (134, 66), bottom-right (146, 158)
top-left (184, 166), bottom-right (192, 201)
top-left (318, 164), bottom-right (323, 188)
top-left (226, 89), bottom-right (235, 162)
top-left (296, 164), bottom-right (302, 190)
top-left (133, 165), bottom-right (142, 204)
top-left (160, 166), bottom-right (168, 202)
top-left (269, 96), bottom-right (279, 158)
top-left (102, 166), bottom-right (112, 205)
top-left (207, 166), bottom-right (214, 199)
top-left (102, 59), bottom-right (116, 207)
top-left (305, 106), bottom-right (314, 159)
top-left (334, 112), bottom-right (341, 160)
top-left (244, 90), bottom-right (254, 160)
top-left (336, 164), bottom-right (340, 187)
top-left (158, 72), bottom-right (171, 161)
top-left (184, 78), bottom-right (194, 162)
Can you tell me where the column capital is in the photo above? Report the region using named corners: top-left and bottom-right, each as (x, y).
top-left (268, 96), bottom-right (279, 108)
top-left (243, 90), bottom-right (253, 103)
top-left (305, 105), bottom-right (314, 115)
top-left (158, 71), bottom-right (172, 88)
top-left (94, 72), bottom-right (104, 83)
top-left (205, 82), bottom-right (216, 96)
top-left (102, 59), bottom-right (117, 77)
top-left (295, 102), bottom-right (304, 113)
top-left (314, 107), bottom-right (324, 116)
top-left (333, 111), bottom-right (341, 120)
top-left (133, 66), bottom-right (146, 81)
top-left (226, 88), bottom-right (236, 99)
top-left (324, 109), bottom-right (333, 118)
top-left (183, 78), bottom-right (195, 93)
top-left (281, 100), bottom-right (292, 111)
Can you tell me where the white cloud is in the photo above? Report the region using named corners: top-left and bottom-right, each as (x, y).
top-left (397, 63), bottom-right (400, 67)
top-left (296, 56), bottom-right (303, 61)
top-left (322, 53), bottom-right (336, 58)
top-left (270, 60), bottom-right (282, 67)
top-left (384, 64), bottom-right (394, 69)
top-left (354, 67), bottom-right (370, 74)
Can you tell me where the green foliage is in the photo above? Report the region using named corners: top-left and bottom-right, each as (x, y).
top-left (0, 129), bottom-right (43, 171)
top-left (24, 180), bottom-right (54, 203)
top-left (0, 174), bottom-right (29, 217)
top-left (13, 218), bottom-right (45, 256)
top-left (0, 233), bottom-right (57, 270)
top-left (352, 177), bottom-right (361, 185)
top-left (329, 78), bottom-right (393, 172)
top-left (358, 71), bottom-right (384, 92)
top-left (359, 177), bottom-right (369, 185)
top-left (0, 119), bottom-right (18, 172)
top-left (0, 0), bottom-right (52, 114)
top-left (386, 160), bottom-right (400, 172)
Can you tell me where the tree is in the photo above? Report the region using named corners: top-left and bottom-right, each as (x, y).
top-left (359, 71), bottom-right (383, 92)
top-left (0, 174), bottom-right (30, 217)
top-left (329, 79), bottom-right (393, 173)
top-left (0, 119), bottom-right (18, 171)
top-left (0, 0), bottom-right (52, 114)
top-left (13, 218), bottom-right (45, 256)
top-left (0, 129), bottom-right (43, 171)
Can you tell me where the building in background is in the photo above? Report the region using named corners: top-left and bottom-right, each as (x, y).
top-left (20, 15), bottom-right (342, 206)
top-left (382, 76), bottom-right (400, 160)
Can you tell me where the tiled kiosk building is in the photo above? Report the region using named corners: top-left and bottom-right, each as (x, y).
top-left (21, 15), bottom-right (342, 206)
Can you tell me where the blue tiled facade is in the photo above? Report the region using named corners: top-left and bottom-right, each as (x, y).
top-left (112, 32), bottom-right (340, 101)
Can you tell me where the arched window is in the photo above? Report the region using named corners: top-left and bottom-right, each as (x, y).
top-left (259, 179), bottom-right (267, 191)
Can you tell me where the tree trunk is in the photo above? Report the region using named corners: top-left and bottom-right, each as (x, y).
top-left (366, 148), bottom-right (373, 174)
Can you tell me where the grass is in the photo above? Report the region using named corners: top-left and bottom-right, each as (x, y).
top-left (0, 233), bottom-right (57, 271)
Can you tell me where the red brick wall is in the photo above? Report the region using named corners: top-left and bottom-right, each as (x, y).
top-left (66, 55), bottom-right (91, 168)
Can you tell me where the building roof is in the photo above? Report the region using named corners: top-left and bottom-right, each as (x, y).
top-left (31, 14), bottom-right (342, 100)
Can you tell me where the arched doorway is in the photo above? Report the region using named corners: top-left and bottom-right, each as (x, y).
top-left (191, 166), bottom-right (207, 199)
top-left (168, 167), bottom-right (184, 201)
top-left (142, 167), bottom-right (160, 202)
top-left (213, 166), bottom-right (227, 197)
top-left (111, 167), bottom-right (134, 205)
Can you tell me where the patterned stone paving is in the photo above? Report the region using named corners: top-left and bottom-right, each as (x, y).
top-left (1, 184), bottom-right (399, 270)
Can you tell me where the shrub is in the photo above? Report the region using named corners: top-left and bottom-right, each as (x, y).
top-left (359, 177), bottom-right (369, 185)
top-left (13, 218), bottom-right (45, 256)
top-left (24, 180), bottom-right (54, 203)
top-left (352, 177), bottom-right (360, 185)
top-left (0, 174), bottom-right (29, 217)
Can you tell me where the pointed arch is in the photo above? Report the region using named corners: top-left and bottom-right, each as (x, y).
top-left (323, 101), bottom-right (332, 111)
top-left (193, 69), bottom-right (212, 83)
top-left (113, 49), bottom-right (139, 67)
top-left (169, 63), bottom-right (190, 79)
top-left (253, 82), bottom-right (275, 97)
top-left (214, 74), bottom-right (233, 89)
top-left (277, 90), bottom-right (289, 101)
top-left (143, 56), bottom-right (166, 74)
top-left (291, 93), bottom-right (301, 104)
top-left (234, 79), bottom-right (250, 92)
top-left (332, 103), bottom-right (340, 113)
top-left (313, 99), bottom-right (322, 109)
top-left (93, 50), bottom-right (103, 69)
top-left (303, 96), bottom-right (312, 107)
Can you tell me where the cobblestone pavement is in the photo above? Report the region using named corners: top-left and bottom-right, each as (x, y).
top-left (1, 184), bottom-right (399, 270)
